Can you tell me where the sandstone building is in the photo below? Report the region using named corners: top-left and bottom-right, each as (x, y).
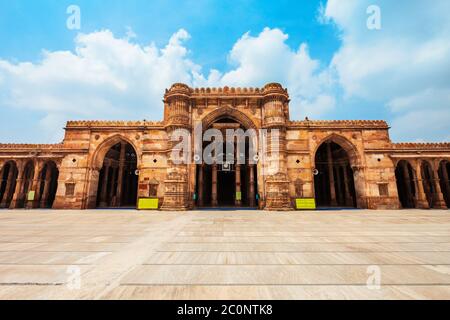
top-left (0, 83), bottom-right (449, 211)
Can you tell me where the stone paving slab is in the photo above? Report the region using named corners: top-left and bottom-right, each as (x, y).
top-left (0, 209), bottom-right (449, 299)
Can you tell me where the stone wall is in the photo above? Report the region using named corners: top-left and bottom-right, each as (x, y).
top-left (1, 83), bottom-right (449, 211)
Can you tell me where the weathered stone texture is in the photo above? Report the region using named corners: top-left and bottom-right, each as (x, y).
top-left (1, 83), bottom-right (449, 211)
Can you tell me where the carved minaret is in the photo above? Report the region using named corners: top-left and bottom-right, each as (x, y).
top-left (161, 83), bottom-right (192, 210)
top-left (262, 83), bottom-right (292, 210)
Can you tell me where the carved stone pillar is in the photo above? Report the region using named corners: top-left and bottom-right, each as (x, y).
top-left (115, 142), bottom-right (126, 207)
top-left (432, 160), bottom-right (447, 209)
top-left (109, 166), bottom-right (118, 206)
top-left (26, 161), bottom-right (42, 209)
top-left (99, 161), bottom-right (111, 207)
top-left (160, 83), bottom-right (191, 211)
top-left (198, 164), bottom-right (204, 207)
top-left (261, 83), bottom-right (291, 210)
top-left (125, 165), bottom-right (132, 205)
top-left (248, 164), bottom-right (255, 207)
top-left (335, 165), bottom-right (344, 205)
top-left (441, 162), bottom-right (450, 205)
top-left (211, 164), bottom-right (218, 207)
top-left (40, 165), bottom-right (53, 208)
top-left (327, 142), bottom-right (337, 206)
top-left (342, 165), bottom-right (353, 207)
top-left (0, 167), bottom-right (15, 208)
top-left (9, 162), bottom-right (25, 209)
top-left (414, 160), bottom-right (429, 209)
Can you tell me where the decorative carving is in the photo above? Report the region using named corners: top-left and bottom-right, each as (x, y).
top-left (288, 120), bottom-right (389, 129)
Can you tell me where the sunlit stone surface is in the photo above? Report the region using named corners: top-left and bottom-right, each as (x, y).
top-left (0, 209), bottom-right (450, 300)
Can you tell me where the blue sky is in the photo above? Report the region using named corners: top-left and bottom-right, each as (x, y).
top-left (0, 0), bottom-right (449, 143)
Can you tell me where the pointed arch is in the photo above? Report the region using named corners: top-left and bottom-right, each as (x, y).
top-left (313, 134), bottom-right (361, 168)
top-left (91, 134), bottom-right (140, 170)
top-left (201, 107), bottom-right (258, 131)
top-left (197, 107), bottom-right (259, 208)
top-left (313, 134), bottom-right (362, 208)
top-left (438, 160), bottom-right (450, 208)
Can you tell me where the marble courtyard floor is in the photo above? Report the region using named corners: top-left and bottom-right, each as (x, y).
top-left (0, 209), bottom-right (450, 300)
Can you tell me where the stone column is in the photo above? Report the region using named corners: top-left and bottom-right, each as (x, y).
top-left (401, 162), bottom-right (414, 208)
top-left (414, 160), bottom-right (429, 209)
top-left (0, 165), bottom-right (4, 196)
top-left (235, 164), bottom-right (241, 206)
top-left (9, 162), bottom-right (25, 209)
top-left (327, 142), bottom-right (337, 206)
top-left (115, 142), bottom-right (126, 207)
top-left (441, 162), bottom-right (450, 204)
top-left (26, 161), bottom-right (41, 209)
top-left (211, 164), bottom-right (218, 207)
top-left (342, 165), bottom-right (353, 207)
top-left (99, 161), bottom-right (111, 207)
top-left (335, 165), bottom-right (343, 206)
top-left (40, 166), bottom-right (53, 208)
top-left (198, 164), bottom-right (204, 207)
top-left (0, 177), bottom-right (4, 204)
top-left (432, 160), bottom-right (447, 209)
top-left (108, 166), bottom-right (118, 206)
top-left (0, 167), bottom-right (15, 208)
top-left (249, 164), bottom-right (255, 207)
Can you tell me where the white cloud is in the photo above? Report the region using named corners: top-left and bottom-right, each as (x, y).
top-left (0, 27), bottom-right (333, 143)
top-left (197, 28), bottom-right (335, 119)
top-left (322, 0), bottom-right (450, 141)
top-left (2, 3), bottom-right (449, 144)
top-left (0, 28), bottom-right (201, 141)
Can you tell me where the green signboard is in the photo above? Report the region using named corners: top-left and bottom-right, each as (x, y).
top-left (295, 198), bottom-right (316, 210)
top-left (138, 198), bottom-right (159, 210)
top-left (236, 192), bottom-right (242, 201)
top-left (27, 191), bottom-right (35, 201)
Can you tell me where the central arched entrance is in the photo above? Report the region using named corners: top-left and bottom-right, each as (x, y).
top-left (196, 117), bottom-right (258, 208)
top-left (96, 141), bottom-right (138, 208)
top-left (314, 141), bottom-right (357, 208)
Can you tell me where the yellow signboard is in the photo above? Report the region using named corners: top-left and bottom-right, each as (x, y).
top-left (236, 192), bottom-right (242, 201)
top-left (296, 198), bottom-right (316, 210)
top-left (138, 198), bottom-right (159, 210)
top-left (27, 191), bottom-right (35, 201)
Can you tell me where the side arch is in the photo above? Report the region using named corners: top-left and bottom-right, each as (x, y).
top-left (0, 160), bottom-right (18, 208)
top-left (395, 160), bottom-right (416, 208)
top-left (37, 160), bottom-right (59, 208)
top-left (312, 134), bottom-right (364, 208)
top-left (438, 160), bottom-right (450, 208)
top-left (313, 133), bottom-right (362, 168)
top-left (90, 134), bottom-right (140, 170)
